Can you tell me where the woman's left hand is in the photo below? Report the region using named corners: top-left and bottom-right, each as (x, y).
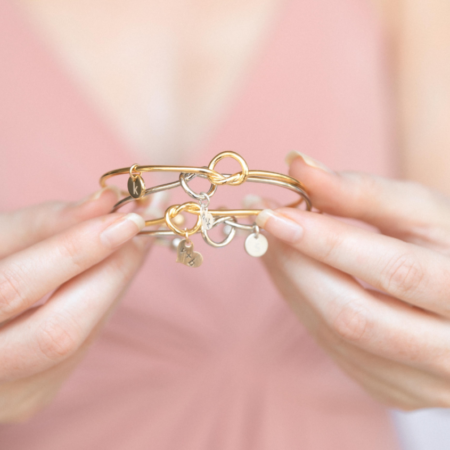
top-left (257, 152), bottom-right (450, 411)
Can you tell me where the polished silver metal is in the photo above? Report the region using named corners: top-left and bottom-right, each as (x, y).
top-left (180, 170), bottom-right (217, 201)
top-left (223, 219), bottom-right (255, 232)
top-left (245, 232), bottom-right (269, 257)
top-left (112, 172), bottom-right (311, 213)
top-left (201, 216), bottom-right (237, 248)
top-left (199, 192), bottom-right (214, 231)
top-left (111, 173), bottom-right (197, 212)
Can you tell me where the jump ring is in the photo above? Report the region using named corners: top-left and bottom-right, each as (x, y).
top-left (180, 170), bottom-right (217, 200)
top-left (129, 163), bottom-right (141, 180)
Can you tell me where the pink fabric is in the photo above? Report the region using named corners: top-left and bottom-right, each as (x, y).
top-left (0, 0), bottom-right (399, 449)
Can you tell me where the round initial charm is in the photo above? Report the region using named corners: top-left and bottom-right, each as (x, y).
top-left (127, 175), bottom-right (145, 198)
top-left (244, 233), bottom-right (268, 257)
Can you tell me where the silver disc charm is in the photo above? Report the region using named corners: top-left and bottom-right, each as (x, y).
top-left (244, 233), bottom-right (268, 257)
top-left (127, 175), bottom-right (145, 198)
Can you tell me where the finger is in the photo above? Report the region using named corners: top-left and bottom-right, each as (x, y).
top-left (262, 233), bottom-right (450, 409)
top-left (0, 186), bottom-right (121, 258)
top-left (286, 152), bottom-right (450, 237)
top-left (262, 238), bottom-right (450, 410)
top-left (262, 236), bottom-right (450, 409)
top-left (0, 234), bottom-right (151, 380)
top-left (0, 212), bottom-right (145, 322)
top-left (318, 321), bottom-right (450, 410)
top-left (331, 354), bottom-right (425, 411)
top-left (260, 237), bottom-right (450, 377)
top-left (257, 207), bottom-right (450, 317)
top-left (0, 344), bottom-right (86, 422)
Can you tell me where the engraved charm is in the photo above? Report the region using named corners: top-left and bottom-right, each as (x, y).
top-left (201, 210), bottom-right (214, 231)
top-left (199, 194), bottom-right (213, 231)
top-left (176, 239), bottom-right (203, 268)
top-left (245, 233), bottom-right (268, 257)
top-left (127, 174), bottom-right (145, 199)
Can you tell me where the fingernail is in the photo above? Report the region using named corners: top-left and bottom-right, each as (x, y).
top-left (100, 213), bottom-right (145, 248)
top-left (242, 194), bottom-right (263, 209)
top-left (285, 151), bottom-right (334, 173)
top-left (256, 209), bottom-right (303, 243)
top-left (77, 185), bottom-right (121, 206)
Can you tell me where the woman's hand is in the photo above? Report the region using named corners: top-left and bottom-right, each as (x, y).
top-left (256, 152), bottom-right (450, 411)
top-left (0, 187), bottom-right (158, 422)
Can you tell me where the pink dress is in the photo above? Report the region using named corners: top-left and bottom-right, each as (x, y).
top-left (0, 0), bottom-right (399, 448)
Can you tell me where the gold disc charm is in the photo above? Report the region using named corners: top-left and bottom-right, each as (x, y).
top-left (176, 239), bottom-right (203, 268)
top-left (128, 164), bottom-right (145, 198)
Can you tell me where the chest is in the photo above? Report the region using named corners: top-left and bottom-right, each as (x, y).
top-left (17, 0), bottom-right (282, 160)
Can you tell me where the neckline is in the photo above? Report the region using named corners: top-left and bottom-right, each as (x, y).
top-left (12, 0), bottom-right (290, 164)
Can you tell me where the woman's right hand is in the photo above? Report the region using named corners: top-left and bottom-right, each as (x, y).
top-left (0, 187), bottom-right (154, 422)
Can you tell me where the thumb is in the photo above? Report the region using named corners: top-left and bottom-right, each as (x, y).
top-left (286, 151), bottom-right (450, 237)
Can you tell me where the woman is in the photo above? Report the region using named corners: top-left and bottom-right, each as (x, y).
top-left (0, 0), bottom-right (449, 449)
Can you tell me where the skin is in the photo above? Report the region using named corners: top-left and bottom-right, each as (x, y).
top-left (17, 0), bottom-right (280, 159)
top-left (257, 154), bottom-right (450, 410)
top-left (3, 0), bottom-right (450, 421)
top-left (0, 188), bottom-right (165, 422)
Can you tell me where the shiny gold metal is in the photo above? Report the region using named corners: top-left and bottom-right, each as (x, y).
top-left (101, 151), bottom-right (313, 241)
top-left (102, 151), bottom-right (256, 189)
top-left (127, 164), bottom-right (146, 198)
top-left (207, 151), bottom-right (249, 186)
top-left (176, 239), bottom-right (203, 268)
top-left (164, 202), bottom-right (203, 237)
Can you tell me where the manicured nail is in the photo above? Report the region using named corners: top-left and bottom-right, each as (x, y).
top-left (256, 209), bottom-right (303, 243)
top-left (285, 151), bottom-right (334, 173)
top-left (77, 185), bottom-right (121, 206)
top-left (100, 213), bottom-right (145, 248)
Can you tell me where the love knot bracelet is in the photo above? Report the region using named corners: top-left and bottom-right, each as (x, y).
top-left (99, 151), bottom-right (312, 268)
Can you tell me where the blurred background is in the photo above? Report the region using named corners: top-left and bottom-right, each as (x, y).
top-left (1, 1), bottom-right (450, 449)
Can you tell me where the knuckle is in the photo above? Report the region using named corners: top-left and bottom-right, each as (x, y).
top-left (106, 244), bottom-right (145, 284)
top-left (379, 252), bottom-right (424, 297)
top-left (352, 174), bottom-right (383, 207)
top-left (106, 251), bottom-right (139, 285)
top-left (56, 233), bottom-right (86, 271)
top-left (0, 267), bottom-right (27, 319)
top-left (36, 316), bottom-right (81, 361)
top-left (330, 301), bottom-right (371, 343)
top-left (321, 232), bottom-right (345, 261)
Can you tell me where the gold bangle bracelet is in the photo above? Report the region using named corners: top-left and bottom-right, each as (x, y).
top-left (99, 151), bottom-right (312, 266)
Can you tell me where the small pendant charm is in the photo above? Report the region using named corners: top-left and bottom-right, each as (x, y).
top-left (199, 193), bottom-right (213, 231)
top-left (201, 210), bottom-right (214, 231)
top-left (176, 239), bottom-right (203, 268)
top-left (245, 230), bottom-right (268, 257)
top-left (128, 174), bottom-right (145, 198)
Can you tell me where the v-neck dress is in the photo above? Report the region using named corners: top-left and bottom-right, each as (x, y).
top-left (0, 0), bottom-right (400, 449)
